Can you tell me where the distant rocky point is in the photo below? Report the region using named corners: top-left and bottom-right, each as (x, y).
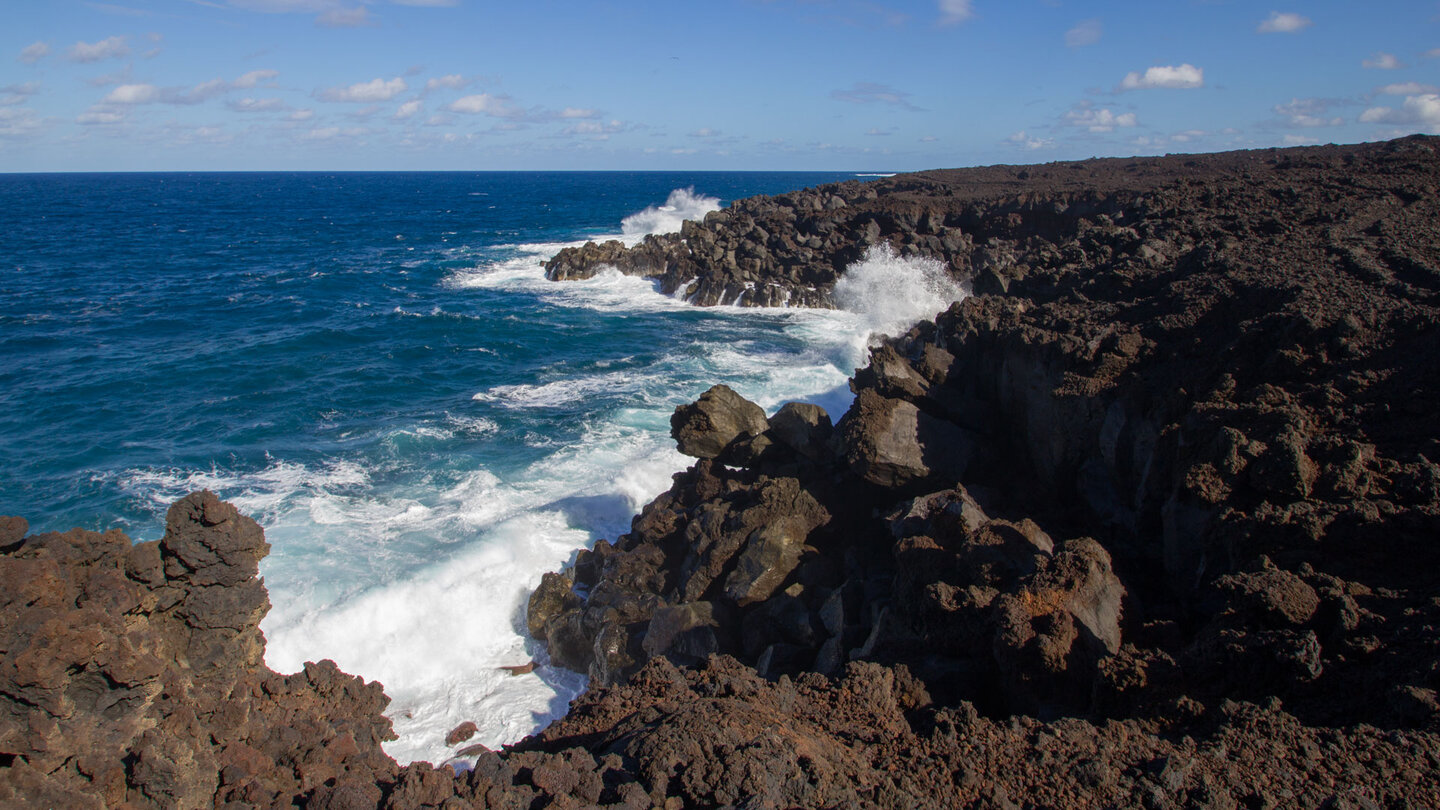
top-left (6, 136), bottom-right (1440, 807)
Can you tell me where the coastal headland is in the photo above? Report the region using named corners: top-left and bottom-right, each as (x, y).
top-left (4, 136), bottom-right (1440, 807)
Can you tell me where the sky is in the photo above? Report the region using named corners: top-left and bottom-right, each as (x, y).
top-left (2, 0), bottom-right (1439, 172)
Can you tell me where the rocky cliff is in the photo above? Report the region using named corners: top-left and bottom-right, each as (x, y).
top-left (5, 137), bottom-right (1440, 808)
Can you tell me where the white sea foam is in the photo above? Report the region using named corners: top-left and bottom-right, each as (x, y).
top-left (833, 243), bottom-right (967, 342)
top-left (620, 187), bottom-right (720, 239)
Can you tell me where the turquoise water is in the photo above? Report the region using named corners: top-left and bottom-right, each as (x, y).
top-left (0, 171), bottom-right (964, 763)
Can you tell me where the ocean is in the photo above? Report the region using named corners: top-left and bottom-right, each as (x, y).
top-left (0, 171), bottom-right (965, 764)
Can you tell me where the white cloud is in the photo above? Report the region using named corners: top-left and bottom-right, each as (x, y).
top-left (918, 135), bottom-right (938, 142)
top-left (0, 107), bottom-right (45, 138)
top-left (1006, 130), bottom-right (1053, 149)
top-left (1257, 12), bottom-right (1312, 33)
top-left (1, 82), bottom-right (41, 106)
top-left (563, 119), bottom-right (627, 139)
top-left (1362, 52), bottom-right (1404, 70)
top-left (937, 0), bottom-right (973, 25)
top-left (303, 126), bottom-right (341, 140)
top-left (1282, 134), bottom-right (1320, 146)
top-left (394, 99), bottom-right (422, 119)
top-left (1119, 64), bottom-right (1204, 90)
top-left (18, 41), bottom-right (51, 64)
top-left (1063, 104), bottom-right (1137, 132)
top-left (447, 93), bottom-right (506, 115)
top-left (1359, 94), bottom-right (1440, 128)
top-left (831, 82), bottom-right (924, 111)
top-left (228, 97), bottom-right (288, 112)
top-left (559, 107), bottom-right (599, 119)
top-left (1065, 19), bottom-right (1101, 47)
top-left (104, 83), bottom-right (160, 104)
top-left (690, 127), bottom-right (720, 137)
top-left (68, 36), bottom-right (130, 63)
top-left (319, 77), bottom-right (408, 102)
top-left (288, 108), bottom-right (315, 121)
top-left (76, 110), bottom-right (126, 125)
top-left (233, 69), bottom-right (279, 88)
top-left (1379, 82), bottom-right (1440, 95)
top-left (1274, 98), bottom-right (1344, 127)
top-left (317, 6), bottom-right (371, 27)
top-left (425, 74), bottom-right (468, 91)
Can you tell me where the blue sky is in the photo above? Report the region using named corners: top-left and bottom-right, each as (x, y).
top-left (2, 0), bottom-right (1438, 171)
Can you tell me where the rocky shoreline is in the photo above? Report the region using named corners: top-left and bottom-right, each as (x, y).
top-left (5, 137), bottom-right (1440, 807)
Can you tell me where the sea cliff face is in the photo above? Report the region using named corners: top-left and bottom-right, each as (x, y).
top-left (5, 137), bottom-right (1440, 808)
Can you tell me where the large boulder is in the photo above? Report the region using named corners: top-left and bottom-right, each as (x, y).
top-left (671, 384), bottom-right (769, 460)
top-left (841, 389), bottom-right (977, 488)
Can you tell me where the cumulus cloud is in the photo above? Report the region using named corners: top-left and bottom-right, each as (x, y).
top-left (18, 41), bottom-right (51, 64)
top-left (394, 99), bottom-right (422, 119)
top-left (228, 97), bottom-right (289, 112)
top-left (560, 107), bottom-right (599, 119)
top-left (68, 36), bottom-right (130, 63)
top-left (1119, 64), bottom-right (1204, 90)
top-left (103, 83), bottom-right (160, 104)
top-left (425, 74), bottom-right (468, 92)
top-left (1257, 12), bottom-right (1312, 33)
top-left (1359, 94), bottom-right (1440, 128)
top-left (0, 82), bottom-right (41, 106)
top-left (831, 81), bottom-right (925, 111)
top-left (446, 93), bottom-right (516, 116)
top-left (1379, 82), bottom-right (1440, 95)
top-left (100, 73), bottom-right (255, 106)
top-left (937, 0), bottom-right (973, 26)
top-left (288, 108), bottom-right (315, 121)
top-left (0, 107), bottom-right (45, 138)
top-left (233, 69), bottom-right (279, 88)
top-left (1362, 52), bottom-right (1404, 70)
top-left (1006, 130), bottom-right (1053, 150)
top-left (317, 6), bottom-right (372, 27)
top-left (1065, 19), bottom-right (1102, 47)
top-left (562, 119), bottom-right (627, 139)
top-left (319, 77), bottom-right (408, 102)
top-left (1274, 98), bottom-right (1344, 127)
top-left (76, 110), bottom-right (126, 125)
top-left (1063, 102), bottom-right (1137, 132)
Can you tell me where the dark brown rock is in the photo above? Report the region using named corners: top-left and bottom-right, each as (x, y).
top-left (671, 384), bottom-right (769, 459)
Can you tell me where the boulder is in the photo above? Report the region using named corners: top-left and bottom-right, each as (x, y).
top-left (841, 390), bottom-right (977, 488)
top-left (767, 402), bottom-right (835, 463)
top-left (527, 572), bottom-right (581, 638)
top-left (671, 384), bottom-right (769, 460)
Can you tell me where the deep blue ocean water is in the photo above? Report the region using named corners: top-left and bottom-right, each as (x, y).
top-left (0, 171), bottom-right (964, 763)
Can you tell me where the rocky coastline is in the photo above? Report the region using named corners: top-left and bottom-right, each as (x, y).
top-left (5, 136), bottom-right (1440, 807)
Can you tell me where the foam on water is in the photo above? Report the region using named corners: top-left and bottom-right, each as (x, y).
top-left (833, 244), bottom-right (968, 342)
top-left (619, 187), bottom-right (721, 241)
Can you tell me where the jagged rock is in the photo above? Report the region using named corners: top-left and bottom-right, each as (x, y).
top-left (527, 571), bottom-right (580, 637)
top-left (841, 389), bottom-right (977, 488)
top-left (642, 602), bottom-right (721, 663)
top-left (671, 384), bottom-right (769, 459)
top-left (766, 401), bottom-right (835, 463)
top-left (446, 721), bottom-right (478, 746)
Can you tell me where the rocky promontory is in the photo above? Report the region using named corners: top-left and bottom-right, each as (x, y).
top-left (6, 137), bottom-right (1440, 807)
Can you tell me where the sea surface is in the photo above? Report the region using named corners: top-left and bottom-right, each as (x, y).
top-left (0, 171), bottom-right (965, 765)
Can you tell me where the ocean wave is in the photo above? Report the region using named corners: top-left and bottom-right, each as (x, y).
top-left (620, 187), bottom-right (721, 238)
